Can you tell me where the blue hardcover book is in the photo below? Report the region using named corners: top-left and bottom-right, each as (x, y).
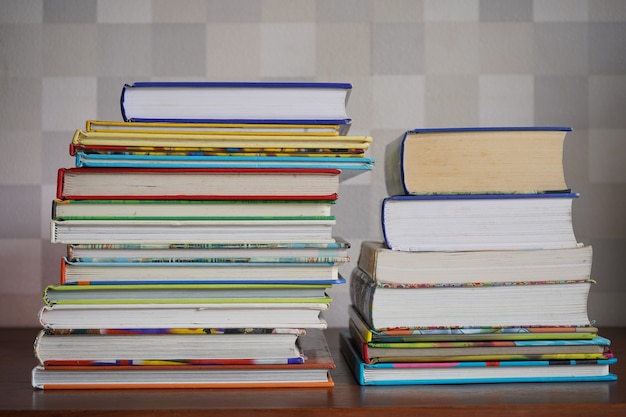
top-left (381, 193), bottom-right (580, 251)
top-left (74, 153), bottom-right (374, 181)
top-left (340, 331), bottom-right (618, 385)
top-left (121, 81), bottom-right (352, 124)
top-left (385, 126), bottom-right (572, 195)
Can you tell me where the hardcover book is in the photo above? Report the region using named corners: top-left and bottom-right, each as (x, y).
top-left (348, 322), bottom-right (613, 364)
top-left (32, 328), bottom-right (335, 389)
top-left (50, 218), bottom-right (336, 245)
top-left (340, 331), bottom-right (617, 386)
top-left (70, 130), bottom-right (372, 153)
top-left (43, 283), bottom-right (334, 305)
top-left (52, 199), bottom-right (335, 221)
top-left (39, 302), bottom-right (330, 330)
top-left (381, 193), bottom-right (580, 252)
top-left (357, 241), bottom-right (592, 286)
top-left (56, 167), bottom-right (341, 200)
top-left (349, 267), bottom-right (593, 330)
top-left (120, 81), bottom-right (352, 124)
top-left (347, 306), bottom-right (599, 343)
top-left (65, 240), bottom-right (350, 264)
top-left (385, 126), bottom-right (571, 195)
top-left (58, 258), bottom-right (341, 284)
top-left (85, 119), bottom-right (351, 135)
top-left (73, 153), bottom-right (374, 181)
top-left (35, 328), bottom-right (306, 366)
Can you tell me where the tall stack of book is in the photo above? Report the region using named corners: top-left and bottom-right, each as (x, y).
top-left (342, 127), bottom-right (618, 385)
top-left (33, 81), bottom-right (374, 389)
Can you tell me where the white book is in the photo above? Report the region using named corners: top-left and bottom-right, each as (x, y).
top-left (51, 219), bottom-right (336, 244)
top-left (39, 303), bottom-right (330, 330)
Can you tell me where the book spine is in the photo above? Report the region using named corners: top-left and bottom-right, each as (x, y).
top-left (349, 268), bottom-right (377, 329)
top-left (56, 168), bottom-right (66, 199)
top-left (339, 331), bottom-right (367, 385)
top-left (50, 221), bottom-right (58, 244)
top-left (384, 131), bottom-right (409, 196)
top-left (59, 258), bottom-right (67, 285)
top-left (356, 241), bottom-right (379, 279)
top-left (120, 84), bottom-right (130, 121)
top-left (380, 199), bottom-right (393, 250)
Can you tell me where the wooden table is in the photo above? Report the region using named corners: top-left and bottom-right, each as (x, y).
top-left (1, 327), bottom-right (624, 416)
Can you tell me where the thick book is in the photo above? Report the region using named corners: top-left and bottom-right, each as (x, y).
top-left (66, 240), bottom-right (350, 264)
top-left (43, 283), bottom-right (333, 305)
top-left (58, 258), bottom-right (340, 285)
top-left (381, 193), bottom-right (580, 252)
top-left (357, 241), bottom-right (592, 285)
top-left (56, 167), bottom-right (340, 200)
top-left (35, 328), bottom-right (306, 366)
top-left (52, 199), bottom-right (335, 220)
top-left (39, 302), bottom-right (330, 330)
top-left (70, 130), bottom-right (372, 153)
top-left (50, 218), bottom-right (336, 245)
top-left (340, 331), bottom-right (617, 386)
top-left (120, 81), bottom-right (352, 124)
top-left (349, 322), bottom-right (613, 364)
top-left (385, 127), bottom-right (571, 195)
top-left (73, 153), bottom-right (374, 181)
top-left (32, 328), bottom-right (335, 389)
top-left (349, 267), bottom-right (593, 330)
top-left (348, 306), bottom-right (599, 343)
top-left (85, 119), bottom-right (351, 135)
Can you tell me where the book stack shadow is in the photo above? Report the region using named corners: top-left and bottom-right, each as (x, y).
top-left (32, 81), bottom-right (374, 389)
top-left (341, 127), bottom-right (618, 385)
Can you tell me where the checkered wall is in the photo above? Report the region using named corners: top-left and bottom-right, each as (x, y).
top-left (1, 0), bottom-right (625, 327)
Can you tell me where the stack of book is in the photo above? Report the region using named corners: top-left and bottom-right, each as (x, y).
top-left (33, 81), bottom-right (374, 389)
top-left (342, 127), bottom-right (618, 385)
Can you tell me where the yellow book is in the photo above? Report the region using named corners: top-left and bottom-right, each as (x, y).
top-left (85, 120), bottom-right (349, 136)
top-left (71, 130), bottom-right (372, 150)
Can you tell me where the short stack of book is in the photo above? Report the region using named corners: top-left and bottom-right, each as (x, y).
top-left (33, 81), bottom-right (374, 389)
top-left (342, 127), bottom-right (618, 385)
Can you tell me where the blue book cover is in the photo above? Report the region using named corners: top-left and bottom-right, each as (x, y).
top-left (340, 331), bottom-right (618, 386)
top-left (404, 126), bottom-right (572, 134)
top-left (74, 153), bottom-right (374, 180)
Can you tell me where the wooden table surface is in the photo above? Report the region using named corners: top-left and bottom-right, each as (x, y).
top-left (1, 327), bottom-right (624, 416)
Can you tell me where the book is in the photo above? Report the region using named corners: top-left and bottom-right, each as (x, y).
top-left (381, 193), bottom-right (580, 252)
top-left (348, 322), bottom-right (613, 364)
top-left (348, 306), bottom-right (599, 343)
top-left (35, 328), bottom-right (306, 366)
top-left (56, 167), bottom-right (341, 200)
top-left (65, 240), bottom-right (350, 264)
top-left (384, 127), bottom-right (571, 195)
top-left (70, 130), bottom-right (372, 153)
top-left (32, 328), bottom-right (335, 389)
top-left (73, 153), bottom-right (374, 180)
top-left (50, 219), bottom-right (336, 245)
top-left (85, 119), bottom-right (351, 135)
top-left (73, 145), bottom-right (367, 158)
top-left (349, 267), bottom-right (593, 330)
top-left (58, 258), bottom-right (341, 284)
top-left (39, 302), bottom-right (330, 330)
top-left (120, 81), bottom-right (352, 124)
top-left (357, 241), bottom-right (593, 286)
top-left (43, 283), bottom-right (333, 305)
top-left (340, 331), bottom-right (617, 386)
top-left (52, 199), bottom-right (335, 220)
